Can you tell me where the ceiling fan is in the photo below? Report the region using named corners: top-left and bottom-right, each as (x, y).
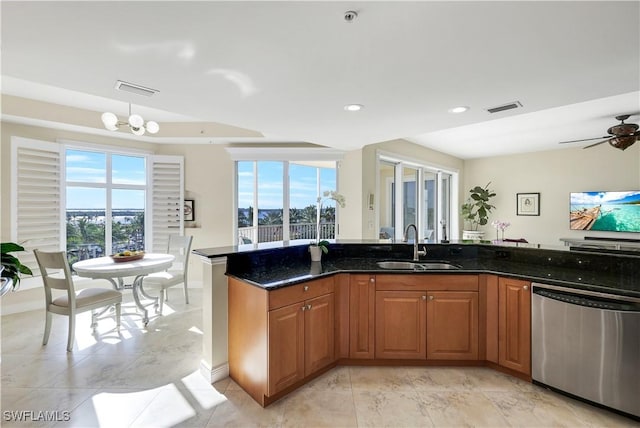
top-left (559, 114), bottom-right (639, 150)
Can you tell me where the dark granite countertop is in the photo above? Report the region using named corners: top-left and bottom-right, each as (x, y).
top-left (209, 241), bottom-right (640, 299)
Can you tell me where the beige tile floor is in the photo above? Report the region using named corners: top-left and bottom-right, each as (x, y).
top-left (2, 289), bottom-right (638, 428)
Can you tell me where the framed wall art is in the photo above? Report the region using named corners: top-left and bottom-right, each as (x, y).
top-left (184, 199), bottom-right (195, 221)
top-left (516, 193), bottom-right (540, 216)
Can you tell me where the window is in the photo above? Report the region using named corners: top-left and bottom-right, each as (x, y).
top-left (65, 149), bottom-right (147, 264)
top-left (377, 154), bottom-right (457, 242)
top-left (236, 161), bottom-right (337, 244)
top-left (11, 137), bottom-right (183, 273)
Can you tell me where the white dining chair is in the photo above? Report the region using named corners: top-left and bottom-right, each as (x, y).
top-left (142, 235), bottom-right (193, 313)
top-left (34, 249), bottom-right (122, 352)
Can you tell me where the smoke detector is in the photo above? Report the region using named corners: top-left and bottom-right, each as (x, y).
top-left (344, 10), bottom-right (358, 22)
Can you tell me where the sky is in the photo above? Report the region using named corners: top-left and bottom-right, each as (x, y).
top-left (238, 161), bottom-right (337, 209)
top-left (571, 191), bottom-right (640, 205)
top-left (66, 150), bottom-right (146, 209)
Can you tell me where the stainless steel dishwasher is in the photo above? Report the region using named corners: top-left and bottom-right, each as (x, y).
top-left (531, 282), bottom-right (640, 419)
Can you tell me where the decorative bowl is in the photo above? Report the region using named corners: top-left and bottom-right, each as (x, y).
top-left (110, 253), bottom-right (145, 263)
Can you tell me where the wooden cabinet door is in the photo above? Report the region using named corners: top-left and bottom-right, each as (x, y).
top-left (426, 291), bottom-right (478, 360)
top-left (349, 274), bottom-right (376, 359)
top-left (375, 291), bottom-right (426, 359)
top-left (498, 277), bottom-right (531, 375)
top-left (268, 302), bottom-right (305, 395)
top-left (304, 293), bottom-right (335, 377)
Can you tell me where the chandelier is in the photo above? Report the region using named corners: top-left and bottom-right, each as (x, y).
top-left (101, 103), bottom-right (159, 136)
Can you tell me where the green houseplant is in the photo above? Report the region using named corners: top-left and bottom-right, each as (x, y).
top-left (461, 182), bottom-right (496, 239)
top-left (1, 242), bottom-right (33, 293)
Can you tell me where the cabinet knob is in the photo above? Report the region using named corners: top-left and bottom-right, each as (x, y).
top-left (370, 278), bottom-right (375, 283)
top-left (523, 285), bottom-right (529, 291)
top-left (429, 295), bottom-right (434, 301)
top-left (306, 304), bottom-right (312, 310)
top-left (301, 305), bottom-right (307, 311)
top-left (303, 285), bottom-right (309, 291)
top-left (422, 295), bottom-right (427, 300)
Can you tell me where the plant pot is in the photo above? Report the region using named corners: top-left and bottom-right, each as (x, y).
top-left (462, 230), bottom-right (485, 241)
top-left (309, 261), bottom-right (322, 275)
top-left (0, 277), bottom-right (13, 297)
top-left (309, 245), bottom-right (323, 262)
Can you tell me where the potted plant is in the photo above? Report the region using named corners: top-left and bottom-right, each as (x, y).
top-left (461, 182), bottom-right (496, 240)
top-left (1, 242), bottom-right (33, 296)
top-left (309, 191), bottom-right (346, 261)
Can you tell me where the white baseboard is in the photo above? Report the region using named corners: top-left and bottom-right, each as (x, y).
top-left (200, 360), bottom-right (229, 384)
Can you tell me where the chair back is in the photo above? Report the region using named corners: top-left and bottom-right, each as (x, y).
top-left (167, 235), bottom-right (193, 275)
top-left (34, 250), bottom-right (75, 307)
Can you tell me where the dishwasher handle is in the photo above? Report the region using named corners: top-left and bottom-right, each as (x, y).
top-left (533, 287), bottom-right (640, 312)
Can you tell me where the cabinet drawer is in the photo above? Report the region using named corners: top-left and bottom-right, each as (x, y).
top-left (269, 277), bottom-right (335, 310)
top-left (375, 274), bottom-right (478, 291)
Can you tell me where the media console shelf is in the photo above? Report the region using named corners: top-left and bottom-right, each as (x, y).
top-left (560, 237), bottom-right (640, 252)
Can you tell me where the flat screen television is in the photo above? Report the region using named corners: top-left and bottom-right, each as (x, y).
top-left (570, 191), bottom-right (640, 232)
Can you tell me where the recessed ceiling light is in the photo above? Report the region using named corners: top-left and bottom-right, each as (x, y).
top-left (344, 104), bottom-right (363, 111)
top-left (448, 106), bottom-right (469, 114)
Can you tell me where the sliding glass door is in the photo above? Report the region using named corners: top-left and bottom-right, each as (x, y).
top-left (377, 155), bottom-right (456, 242)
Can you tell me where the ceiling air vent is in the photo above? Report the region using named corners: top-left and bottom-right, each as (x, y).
top-left (114, 80), bottom-right (159, 97)
top-left (486, 101), bottom-right (522, 114)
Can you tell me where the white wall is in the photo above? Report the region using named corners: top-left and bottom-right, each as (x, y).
top-left (337, 149), bottom-right (364, 239)
top-left (463, 144), bottom-right (640, 246)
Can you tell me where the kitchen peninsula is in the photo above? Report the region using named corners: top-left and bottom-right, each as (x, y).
top-left (193, 240), bottom-right (640, 414)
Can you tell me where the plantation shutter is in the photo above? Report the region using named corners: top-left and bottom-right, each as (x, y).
top-left (11, 137), bottom-right (64, 276)
top-left (148, 155), bottom-right (184, 253)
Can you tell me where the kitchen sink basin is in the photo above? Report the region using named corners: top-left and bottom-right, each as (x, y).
top-left (376, 261), bottom-right (461, 270)
top-left (419, 263), bottom-right (461, 270)
top-left (376, 261), bottom-right (420, 270)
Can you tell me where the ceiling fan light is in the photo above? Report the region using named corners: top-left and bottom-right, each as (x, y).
top-left (146, 121), bottom-right (159, 134)
top-left (101, 112), bottom-right (118, 128)
top-left (128, 114), bottom-right (144, 128)
top-left (609, 136), bottom-right (636, 151)
top-left (131, 126), bottom-right (145, 136)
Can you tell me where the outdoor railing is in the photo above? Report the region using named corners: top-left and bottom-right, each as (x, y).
top-left (238, 222), bottom-right (336, 244)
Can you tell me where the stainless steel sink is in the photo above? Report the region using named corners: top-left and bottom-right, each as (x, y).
top-left (376, 261), bottom-right (419, 270)
top-left (419, 263), bottom-right (460, 270)
top-left (376, 261), bottom-right (460, 270)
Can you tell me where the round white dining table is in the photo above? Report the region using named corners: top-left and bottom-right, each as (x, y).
top-left (73, 253), bottom-right (174, 325)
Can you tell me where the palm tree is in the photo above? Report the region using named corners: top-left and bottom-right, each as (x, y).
top-left (300, 205), bottom-right (317, 223)
top-left (238, 206), bottom-right (254, 227)
top-left (259, 210), bottom-right (283, 225)
top-left (321, 206), bottom-right (336, 223)
top-left (289, 208), bottom-right (303, 224)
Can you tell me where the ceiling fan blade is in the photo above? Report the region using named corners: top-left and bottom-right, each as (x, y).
top-left (559, 136), bottom-right (610, 144)
top-left (583, 140), bottom-right (608, 149)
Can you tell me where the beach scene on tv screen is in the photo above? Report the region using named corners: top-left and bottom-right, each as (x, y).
top-left (570, 191), bottom-right (640, 232)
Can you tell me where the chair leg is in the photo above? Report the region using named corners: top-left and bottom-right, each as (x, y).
top-left (91, 310), bottom-right (98, 329)
top-left (115, 303), bottom-right (121, 330)
top-left (184, 281), bottom-right (189, 305)
top-left (67, 315), bottom-right (75, 352)
top-left (159, 289), bottom-right (165, 314)
top-left (43, 312), bottom-right (52, 346)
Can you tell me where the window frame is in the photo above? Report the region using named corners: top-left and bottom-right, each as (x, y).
top-left (233, 160), bottom-right (339, 245)
top-left (376, 150), bottom-right (459, 242)
top-left (64, 143), bottom-right (149, 255)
